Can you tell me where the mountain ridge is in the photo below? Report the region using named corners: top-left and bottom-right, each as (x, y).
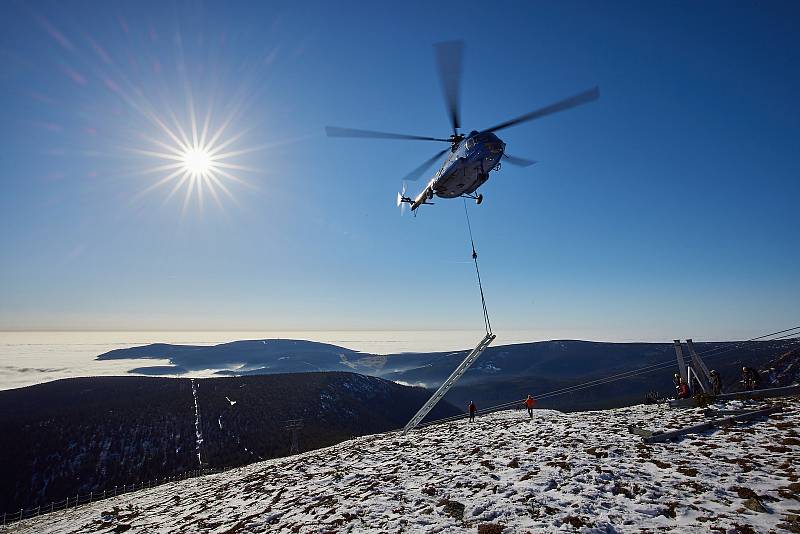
top-left (96, 337), bottom-right (798, 410)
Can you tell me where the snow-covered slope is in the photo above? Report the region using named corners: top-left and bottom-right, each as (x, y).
top-left (11, 398), bottom-right (800, 533)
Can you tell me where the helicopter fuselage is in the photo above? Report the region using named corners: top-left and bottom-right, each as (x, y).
top-left (411, 131), bottom-right (505, 210)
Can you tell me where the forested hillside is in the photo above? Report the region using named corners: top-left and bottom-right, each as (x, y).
top-left (0, 373), bottom-right (458, 513)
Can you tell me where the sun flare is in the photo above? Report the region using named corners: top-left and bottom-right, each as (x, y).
top-left (133, 101), bottom-right (258, 214)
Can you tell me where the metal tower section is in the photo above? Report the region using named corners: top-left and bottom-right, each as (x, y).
top-left (402, 332), bottom-right (496, 434)
top-left (673, 340), bottom-right (688, 382)
top-left (284, 419), bottom-right (303, 455)
top-left (674, 339), bottom-right (714, 395)
top-left (686, 339), bottom-right (713, 390)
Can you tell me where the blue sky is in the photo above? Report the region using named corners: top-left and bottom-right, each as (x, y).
top-left (0, 1), bottom-right (797, 341)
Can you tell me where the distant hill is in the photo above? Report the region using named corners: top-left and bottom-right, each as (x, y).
top-left (98, 339), bottom-right (364, 375)
top-left (0, 373), bottom-right (459, 514)
top-left (98, 338), bottom-right (799, 411)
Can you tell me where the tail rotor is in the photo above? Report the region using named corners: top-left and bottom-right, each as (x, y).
top-left (397, 183), bottom-right (409, 215)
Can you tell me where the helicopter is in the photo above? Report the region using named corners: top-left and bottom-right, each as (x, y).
top-left (325, 41), bottom-right (599, 213)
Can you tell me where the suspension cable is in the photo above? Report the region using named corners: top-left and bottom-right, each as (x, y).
top-left (414, 324), bottom-right (800, 428)
top-left (463, 199), bottom-right (492, 335)
top-left (533, 326), bottom-right (800, 401)
top-left (525, 325), bottom-right (800, 402)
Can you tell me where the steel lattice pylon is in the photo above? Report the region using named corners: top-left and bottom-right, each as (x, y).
top-left (402, 332), bottom-right (495, 434)
top-left (284, 419), bottom-right (303, 455)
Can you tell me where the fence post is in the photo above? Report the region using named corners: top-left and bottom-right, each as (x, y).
top-left (89, 491), bottom-right (93, 503)
top-left (36, 505), bottom-right (40, 517)
top-left (3, 511), bottom-right (6, 526)
top-left (50, 502), bottom-right (54, 513)
top-left (75, 494), bottom-right (78, 508)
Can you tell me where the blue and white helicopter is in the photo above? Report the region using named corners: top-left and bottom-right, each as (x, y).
top-left (326, 41), bottom-right (599, 213)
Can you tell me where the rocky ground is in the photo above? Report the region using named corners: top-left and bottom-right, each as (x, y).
top-left (9, 397), bottom-right (800, 533)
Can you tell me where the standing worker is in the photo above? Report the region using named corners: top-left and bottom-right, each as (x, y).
top-left (741, 366), bottom-right (761, 391)
top-left (524, 394), bottom-right (536, 418)
top-left (468, 401), bottom-right (477, 423)
top-left (673, 373), bottom-right (682, 398)
top-left (709, 369), bottom-right (722, 395)
top-left (677, 377), bottom-right (691, 399)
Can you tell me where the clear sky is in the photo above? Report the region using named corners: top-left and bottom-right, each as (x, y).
top-left (1, 1), bottom-right (797, 341)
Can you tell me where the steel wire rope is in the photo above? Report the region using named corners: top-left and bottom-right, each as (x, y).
top-left (517, 331), bottom-right (800, 402)
top-left (532, 326), bottom-right (800, 401)
top-left (414, 325), bottom-right (800, 428)
top-left (463, 198), bottom-right (492, 335)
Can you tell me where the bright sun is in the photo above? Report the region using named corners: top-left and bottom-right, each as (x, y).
top-left (182, 148), bottom-right (213, 177)
top-left (134, 104), bottom-right (256, 213)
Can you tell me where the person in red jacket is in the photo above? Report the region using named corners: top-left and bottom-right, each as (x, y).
top-left (468, 401), bottom-right (477, 422)
top-left (524, 395), bottom-right (536, 418)
top-left (677, 377), bottom-right (690, 399)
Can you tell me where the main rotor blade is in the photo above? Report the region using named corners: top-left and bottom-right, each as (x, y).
top-left (502, 154), bottom-right (537, 167)
top-left (325, 126), bottom-right (449, 142)
top-left (434, 40), bottom-right (463, 135)
top-left (482, 86), bottom-right (599, 134)
top-left (404, 149), bottom-right (448, 182)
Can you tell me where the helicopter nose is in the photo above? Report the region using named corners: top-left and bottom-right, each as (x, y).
top-left (487, 141), bottom-right (504, 154)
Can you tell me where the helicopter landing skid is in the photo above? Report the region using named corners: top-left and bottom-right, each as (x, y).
top-left (461, 192), bottom-right (483, 205)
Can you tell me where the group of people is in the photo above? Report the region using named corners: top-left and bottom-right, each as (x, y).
top-left (672, 365), bottom-right (764, 399)
top-left (673, 369), bottom-right (723, 398)
top-left (673, 374), bottom-right (692, 399)
top-left (741, 366), bottom-right (762, 390)
top-left (467, 394), bottom-right (536, 422)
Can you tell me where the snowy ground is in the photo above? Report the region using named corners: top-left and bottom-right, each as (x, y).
top-left (9, 397), bottom-right (800, 533)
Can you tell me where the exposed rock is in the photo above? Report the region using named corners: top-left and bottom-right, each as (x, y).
top-left (437, 499), bottom-right (465, 522)
top-left (421, 486), bottom-right (436, 497)
top-left (563, 515), bottom-right (589, 528)
top-left (743, 498), bottom-right (768, 513)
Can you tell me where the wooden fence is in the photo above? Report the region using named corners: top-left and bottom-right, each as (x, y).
top-left (1, 466), bottom-right (229, 528)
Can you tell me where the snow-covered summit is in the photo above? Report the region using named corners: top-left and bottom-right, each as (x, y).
top-left (12, 397), bottom-right (800, 533)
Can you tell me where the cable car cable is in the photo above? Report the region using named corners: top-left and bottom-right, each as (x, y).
top-left (533, 326), bottom-right (800, 401)
top-left (414, 324), bottom-right (800, 428)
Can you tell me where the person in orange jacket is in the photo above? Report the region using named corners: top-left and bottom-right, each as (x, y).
top-left (524, 395), bottom-right (536, 418)
top-left (468, 401), bottom-right (477, 422)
